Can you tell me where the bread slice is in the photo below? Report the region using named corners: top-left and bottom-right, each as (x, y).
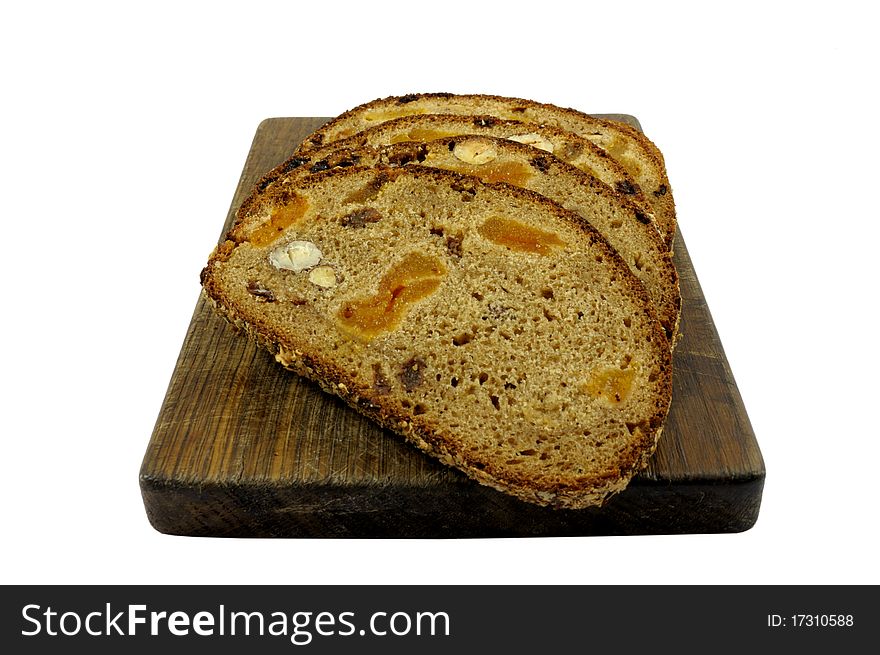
top-left (299, 93), bottom-right (677, 248)
top-left (289, 113), bottom-right (656, 223)
top-left (202, 165), bottom-right (672, 508)
top-left (238, 135), bottom-right (680, 340)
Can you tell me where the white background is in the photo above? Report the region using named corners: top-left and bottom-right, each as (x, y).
top-left (2, 1), bottom-right (878, 585)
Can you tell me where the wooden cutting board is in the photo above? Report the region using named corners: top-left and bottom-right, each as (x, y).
top-left (140, 116), bottom-right (764, 537)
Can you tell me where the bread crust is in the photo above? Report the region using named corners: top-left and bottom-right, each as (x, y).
top-left (202, 165), bottom-right (673, 509)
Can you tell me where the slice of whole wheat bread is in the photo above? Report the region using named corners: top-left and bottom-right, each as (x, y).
top-left (236, 135), bottom-right (680, 340)
top-left (297, 93), bottom-right (677, 248)
top-left (284, 113), bottom-right (656, 223)
top-left (202, 165), bottom-right (672, 508)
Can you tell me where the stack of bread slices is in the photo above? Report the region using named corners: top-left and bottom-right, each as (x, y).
top-left (201, 93), bottom-right (679, 510)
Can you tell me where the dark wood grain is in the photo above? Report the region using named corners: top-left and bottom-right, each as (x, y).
top-left (140, 117), bottom-right (764, 537)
